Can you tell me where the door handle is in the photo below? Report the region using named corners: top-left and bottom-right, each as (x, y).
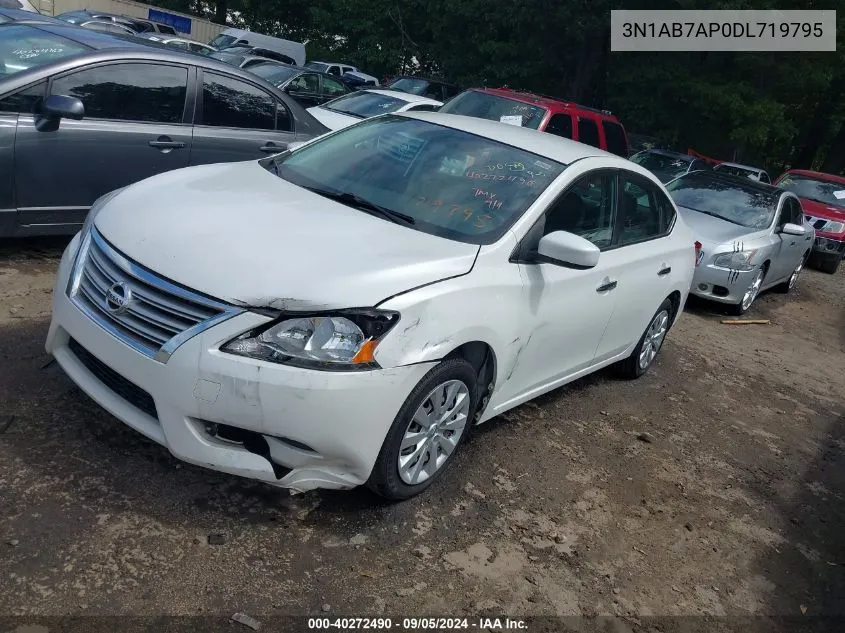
top-left (260, 142), bottom-right (286, 153)
top-left (596, 279), bottom-right (618, 292)
top-left (658, 266), bottom-right (672, 276)
top-left (148, 139), bottom-right (185, 149)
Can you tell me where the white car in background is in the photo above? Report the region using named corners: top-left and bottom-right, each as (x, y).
top-left (46, 113), bottom-right (694, 500)
top-left (713, 161), bottom-right (771, 184)
top-left (307, 89), bottom-right (442, 130)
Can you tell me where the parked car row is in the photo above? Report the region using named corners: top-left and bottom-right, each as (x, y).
top-left (628, 146), bottom-right (845, 275)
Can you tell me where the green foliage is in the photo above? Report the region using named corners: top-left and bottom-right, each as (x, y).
top-left (190, 0), bottom-right (845, 172)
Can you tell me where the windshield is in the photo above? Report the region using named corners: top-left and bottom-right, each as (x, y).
top-left (438, 90), bottom-right (546, 130)
top-left (208, 33), bottom-right (236, 49)
top-left (324, 91), bottom-right (408, 118)
top-left (715, 164), bottom-right (759, 180)
top-left (630, 151), bottom-right (692, 182)
top-left (776, 173), bottom-right (845, 209)
top-left (0, 25), bottom-right (89, 76)
top-left (248, 62), bottom-right (299, 85)
top-left (666, 172), bottom-right (778, 229)
top-left (265, 116), bottom-right (565, 244)
top-left (305, 61), bottom-right (329, 72)
top-left (209, 51), bottom-right (245, 66)
top-left (387, 77), bottom-right (430, 95)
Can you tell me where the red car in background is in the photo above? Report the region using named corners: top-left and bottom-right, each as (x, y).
top-left (774, 169), bottom-right (845, 274)
top-left (438, 87), bottom-right (630, 157)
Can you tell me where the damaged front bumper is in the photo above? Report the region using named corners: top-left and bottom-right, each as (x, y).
top-left (46, 234), bottom-right (434, 492)
top-left (688, 263), bottom-right (758, 305)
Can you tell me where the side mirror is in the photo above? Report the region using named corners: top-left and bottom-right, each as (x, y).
top-left (42, 95), bottom-right (85, 120)
top-left (781, 222), bottom-right (806, 236)
top-left (536, 231), bottom-right (600, 268)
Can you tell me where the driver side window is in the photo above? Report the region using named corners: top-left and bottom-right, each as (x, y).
top-left (542, 171), bottom-right (616, 249)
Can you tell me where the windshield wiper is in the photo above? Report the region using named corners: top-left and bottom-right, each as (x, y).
top-left (302, 186), bottom-right (415, 225)
top-left (683, 206), bottom-right (745, 226)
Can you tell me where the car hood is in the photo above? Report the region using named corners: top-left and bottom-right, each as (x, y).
top-left (677, 206), bottom-right (754, 247)
top-left (306, 106), bottom-right (361, 131)
top-left (93, 161), bottom-right (479, 311)
top-left (797, 196), bottom-right (845, 222)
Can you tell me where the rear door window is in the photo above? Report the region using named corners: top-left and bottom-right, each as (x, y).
top-left (602, 120), bottom-right (628, 157)
top-left (200, 72), bottom-right (275, 130)
top-left (577, 116), bottom-right (600, 148)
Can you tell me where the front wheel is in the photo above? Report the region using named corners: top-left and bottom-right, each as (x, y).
top-left (615, 298), bottom-right (673, 379)
top-left (731, 266), bottom-right (765, 315)
top-left (367, 358), bottom-right (478, 501)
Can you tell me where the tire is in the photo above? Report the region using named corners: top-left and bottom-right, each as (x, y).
top-left (817, 252), bottom-right (841, 275)
top-left (774, 253), bottom-right (808, 293)
top-left (730, 265), bottom-right (766, 315)
top-left (367, 358), bottom-right (478, 501)
top-left (614, 298), bottom-right (673, 379)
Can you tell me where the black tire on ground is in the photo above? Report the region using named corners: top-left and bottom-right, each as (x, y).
top-left (367, 358), bottom-right (478, 501)
top-left (614, 298), bottom-right (674, 380)
top-left (817, 252), bottom-right (841, 275)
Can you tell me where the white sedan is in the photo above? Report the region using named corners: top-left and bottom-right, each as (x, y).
top-left (46, 112), bottom-right (694, 500)
top-left (306, 89), bottom-right (442, 130)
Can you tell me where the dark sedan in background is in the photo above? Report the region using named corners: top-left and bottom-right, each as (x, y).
top-left (0, 21), bottom-right (328, 237)
top-left (245, 61), bottom-right (350, 107)
top-left (629, 149), bottom-right (712, 183)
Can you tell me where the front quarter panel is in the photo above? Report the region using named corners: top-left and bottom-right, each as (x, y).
top-left (374, 233), bottom-right (524, 393)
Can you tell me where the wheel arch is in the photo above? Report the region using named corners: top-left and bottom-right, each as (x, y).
top-left (443, 341), bottom-right (497, 422)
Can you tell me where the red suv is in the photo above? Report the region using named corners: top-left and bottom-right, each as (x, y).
top-left (438, 87), bottom-right (630, 157)
top-left (773, 169), bottom-right (845, 274)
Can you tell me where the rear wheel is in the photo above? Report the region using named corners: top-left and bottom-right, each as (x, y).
top-left (367, 358), bottom-right (478, 501)
top-left (775, 253), bottom-right (808, 293)
top-left (615, 298), bottom-right (673, 379)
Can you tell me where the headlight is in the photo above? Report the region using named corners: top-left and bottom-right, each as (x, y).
top-left (81, 188), bottom-right (124, 235)
top-left (712, 250), bottom-right (757, 271)
top-left (823, 220), bottom-right (845, 233)
top-left (221, 309), bottom-right (400, 370)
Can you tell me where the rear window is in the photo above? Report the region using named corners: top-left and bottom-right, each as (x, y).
top-left (208, 33), bottom-right (236, 49)
top-left (248, 62), bottom-right (299, 85)
top-left (305, 61), bottom-right (329, 73)
top-left (602, 120), bottom-right (628, 157)
top-left (55, 10), bottom-right (91, 24)
top-left (209, 51), bottom-right (245, 66)
top-left (0, 24), bottom-right (89, 77)
top-left (714, 164), bottom-right (760, 180)
top-left (438, 90), bottom-right (546, 130)
top-left (324, 91), bottom-right (408, 119)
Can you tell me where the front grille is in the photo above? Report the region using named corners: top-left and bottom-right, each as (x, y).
top-left (69, 228), bottom-right (237, 361)
top-left (68, 338), bottom-right (158, 420)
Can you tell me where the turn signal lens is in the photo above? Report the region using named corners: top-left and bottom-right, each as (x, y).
top-left (694, 241), bottom-right (703, 267)
top-left (351, 338), bottom-right (378, 364)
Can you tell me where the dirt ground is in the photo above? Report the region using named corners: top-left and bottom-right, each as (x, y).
top-left (0, 236), bottom-right (843, 632)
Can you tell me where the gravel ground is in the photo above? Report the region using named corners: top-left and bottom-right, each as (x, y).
top-left (0, 237), bottom-right (843, 632)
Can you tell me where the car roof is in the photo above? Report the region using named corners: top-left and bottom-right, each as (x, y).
top-left (472, 87), bottom-right (621, 121)
top-left (0, 6), bottom-right (64, 23)
top-left (781, 169), bottom-right (845, 185)
top-left (677, 170), bottom-right (784, 197)
top-left (361, 88), bottom-right (441, 105)
top-left (0, 26), bottom-right (285, 90)
top-left (397, 111), bottom-right (624, 166)
top-left (717, 162), bottom-right (765, 173)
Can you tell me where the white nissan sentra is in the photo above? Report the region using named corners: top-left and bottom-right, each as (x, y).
top-left (46, 113), bottom-right (695, 500)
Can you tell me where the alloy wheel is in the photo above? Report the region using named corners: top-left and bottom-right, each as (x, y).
top-left (638, 309), bottom-right (669, 370)
top-left (397, 380), bottom-right (470, 485)
top-left (740, 268), bottom-right (765, 312)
